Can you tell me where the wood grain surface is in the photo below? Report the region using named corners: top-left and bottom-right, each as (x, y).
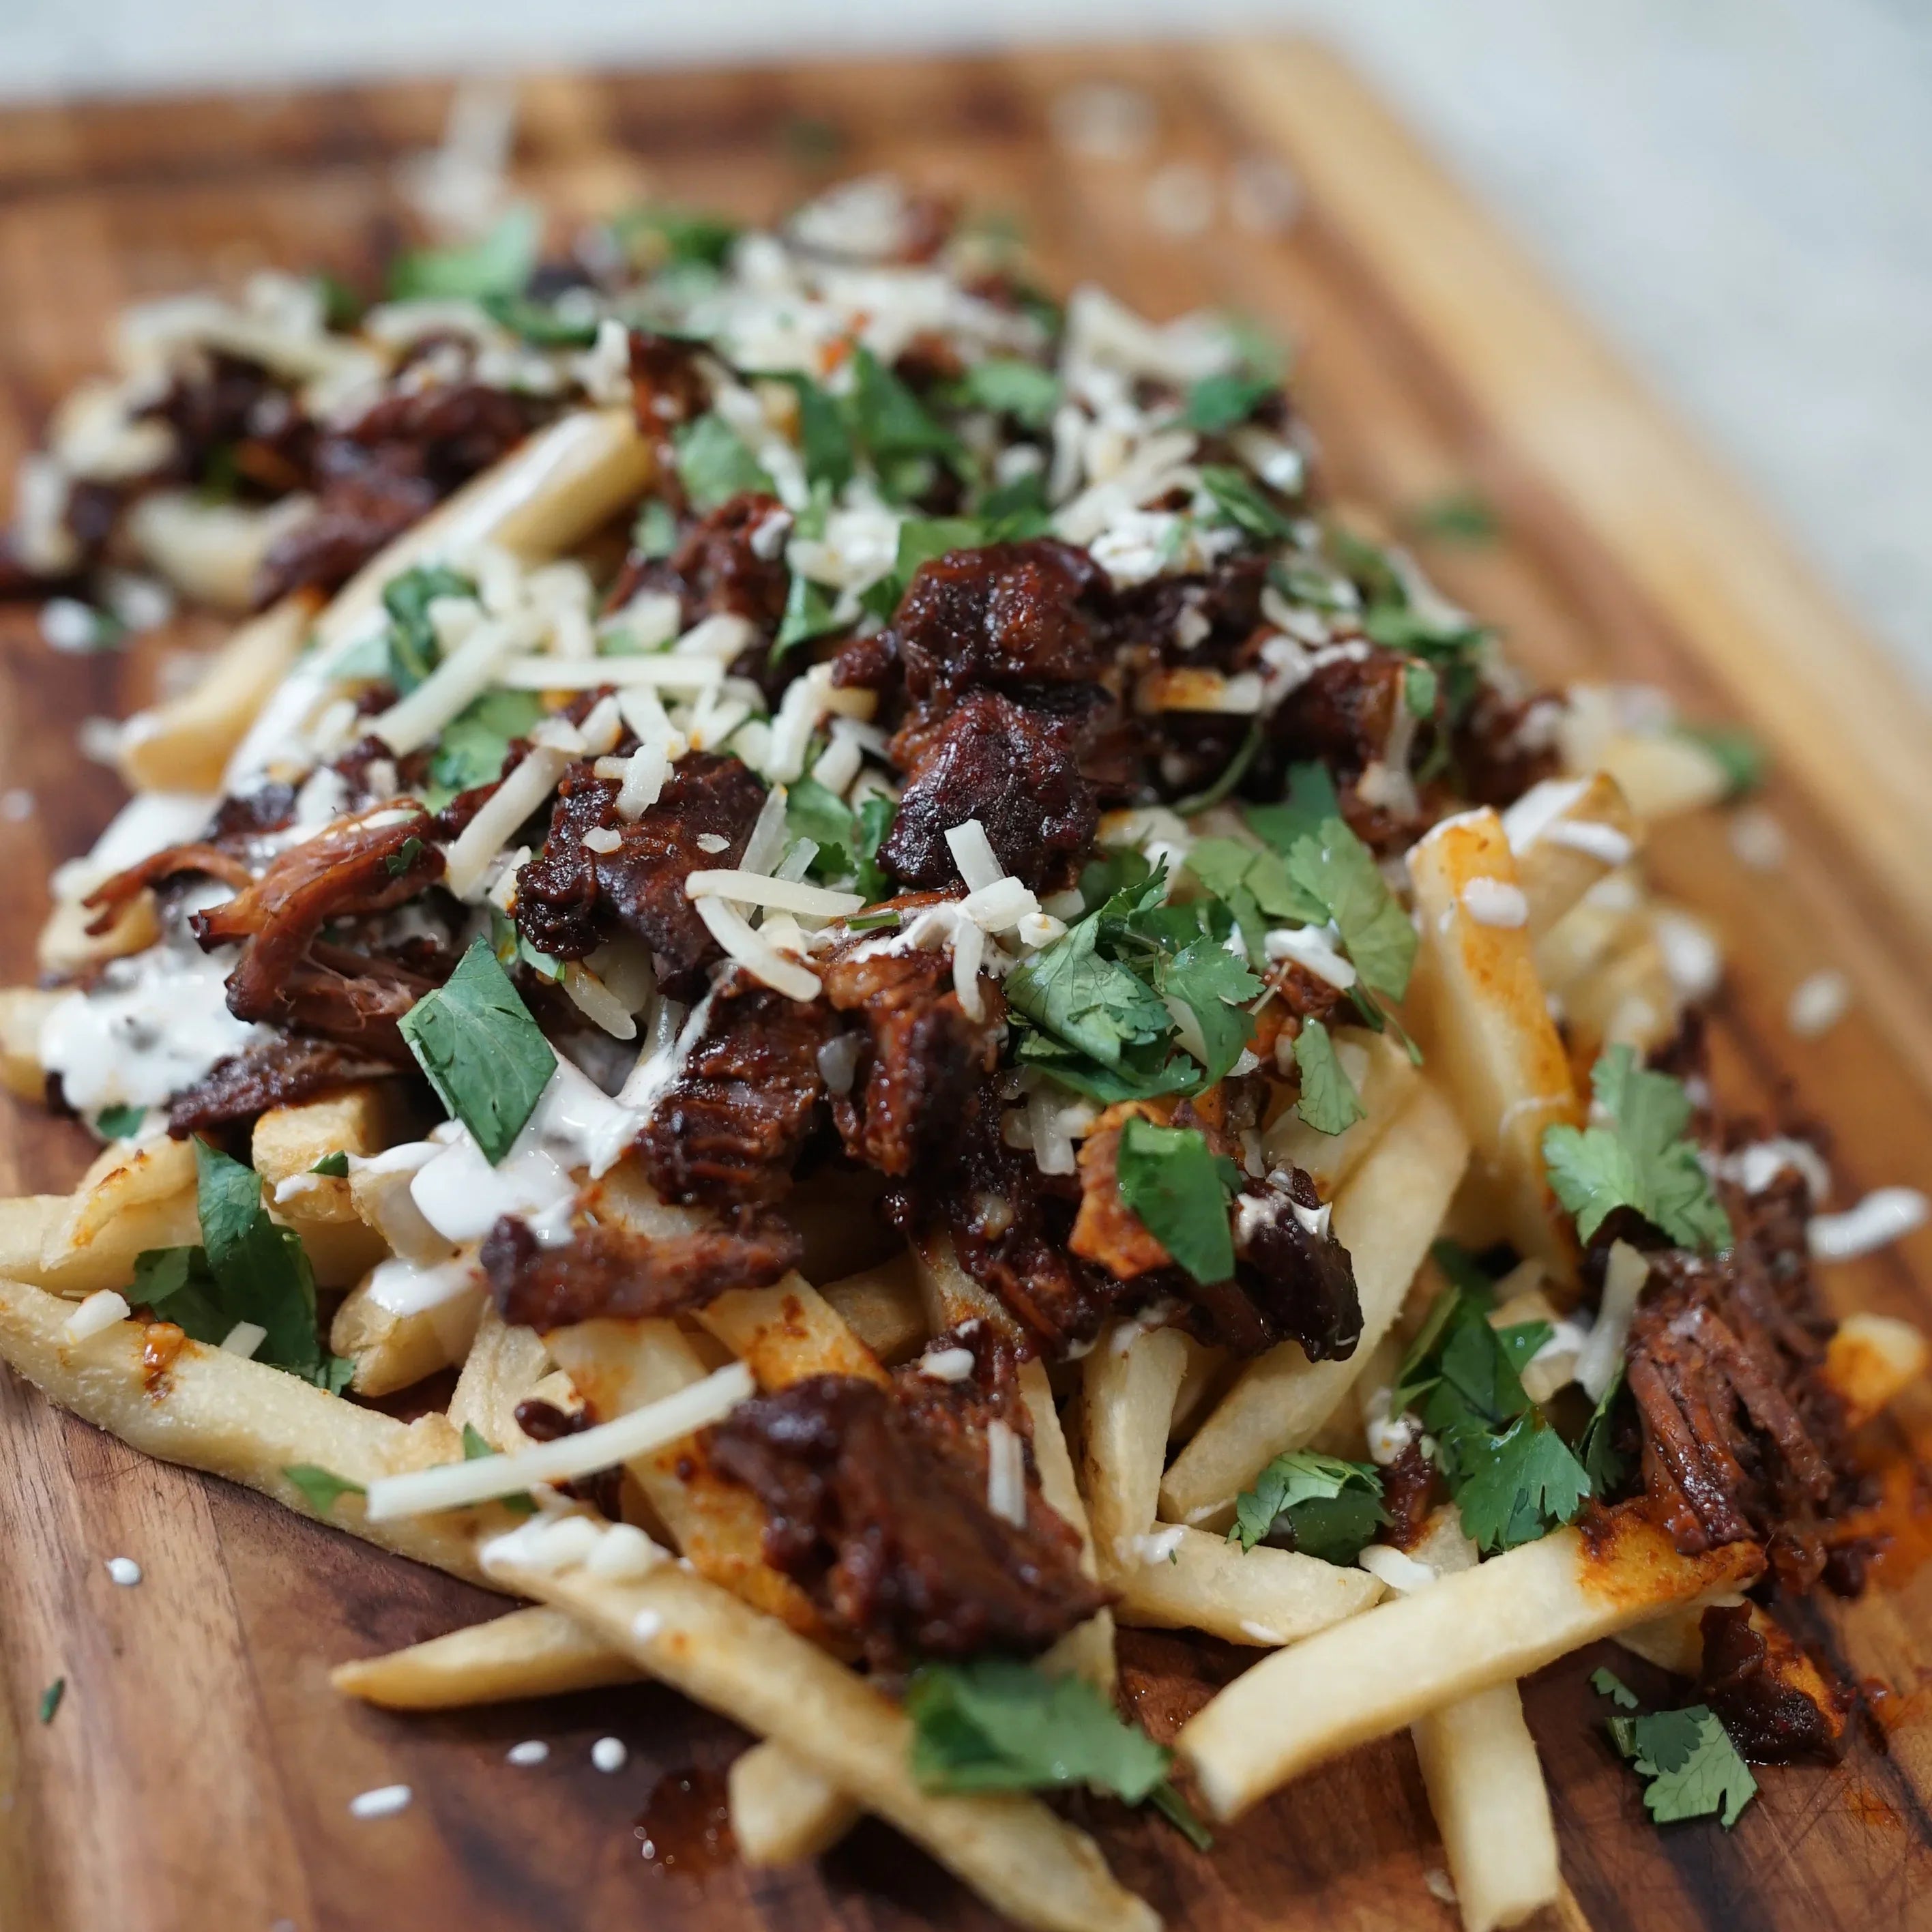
top-left (2, 39), bottom-right (1930, 1932)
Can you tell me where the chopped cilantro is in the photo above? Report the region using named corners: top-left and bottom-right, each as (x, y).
top-left (387, 205), bottom-right (540, 302)
top-left (1609, 1703), bottom-right (1757, 1828)
top-left (1005, 903), bottom-right (1175, 1073)
top-left (1404, 661), bottom-right (1439, 718)
top-left (614, 203), bottom-right (742, 267)
top-left (1407, 488), bottom-right (1499, 546)
top-left (39, 1677), bottom-right (65, 1724)
top-left (959, 357), bottom-right (1062, 429)
top-left (747, 370), bottom-right (854, 491)
top-left (783, 778), bottom-right (892, 899)
top-left (1184, 370), bottom-right (1275, 435)
top-left (381, 563), bottom-right (475, 695)
top-left (1115, 1116), bottom-right (1237, 1286)
top-left (1591, 1667), bottom-right (1640, 1710)
top-left (1158, 937), bottom-right (1261, 1084)
top-left (94, 1104), bottom-right (145, 1140)
top-left (398, 936), bottom-right (557, 1164)
top-left (424, 687), bottom-right (543, 808)
top-left (383, 835), bottom-right (426, 878)
top-left (976, 470), bottom-right (1055, 541)
top-left (1678, 723), bottom-right (1766, 798)
top-left (1229, 1449), bottom-right (1385, 1560)
top-left (860, 515), bottom-right (986, 621)
top-left (480, 291), bottom-right (599, 346)
top-left (1293, 1018), bottom-right (1366, 1135)
top-left (632, 497), bottom-right (679, 559)
top-left (907, 1656), bottom-right (1169, 1804)
top-left (774, 572), bottom-right (843, 657)
top-left (1148, 1781), bottom-right (1215, 1851)
top-left (673, 412), bottom-right (775, 511)
top-left (1579, 1362), bottom-right (1629, 1493)
top-left (845, 345), bottom-right (960, 489)
top-left (1243, 761), bottom-right (1342, 854)
top-left (134, 1144), bottom-right (349, 1389)
top-left (1542, 1045), bottom-right (1731, 1250)
top-left (309, 1151), bottom-right (350, 1179)
top-left (1283, 817), bottom-right (1418, 1003)
top-left (1198, 463), bottom-right (1296, 541)
top-left (460, 1422), bottom-right (537, 1514)
top-left (1452, 1409), bottom-right (1591, 1553)
top-left (282, 1464), bottom-right (367, 1514)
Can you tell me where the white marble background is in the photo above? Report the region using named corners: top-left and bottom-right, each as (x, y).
top-left (3, 0), bottom-right (1927, 695)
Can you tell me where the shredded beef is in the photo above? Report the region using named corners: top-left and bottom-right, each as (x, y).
top-left (513, 751), bottom-right (767, 971)
top-left (881, 688), bottom-right (1097, 892)
top-left (639, 972), bottom-right (838, 1208)
top-left (82, 843), bottom-right (255, 933)
top-left (1380, 1440), bottom-right (1439, 1550)
top-left (1223, 1168), bottom-right (1362, 1361)
top-left (1622, 1171), bottom-right (1864, 1566)
top-left (481, 1210), bottom-right (801, 1330)
top-left (166, 1036), bottom-right (393, 1137)
top-left (603, 492), bottom-right (791, 638)
top-left (706, 1370), bottom-right (1109, 1670)
top-left (1696, 1602), bottom-right (1848, 1763)
top-left (146, 351), bottom-right (312, 496)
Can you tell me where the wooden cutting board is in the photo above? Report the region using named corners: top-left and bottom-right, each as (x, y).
top-left (3, 39), bottom-right (1931, 1932)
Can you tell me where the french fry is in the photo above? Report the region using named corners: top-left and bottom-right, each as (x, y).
top-left (1082, 1323), bottom-right (1188, 1576)
top-left (1021, 1356), bottom-right (1115, 1693)
top-left (1824, 1311), bottom-right (1930, 1428)
top-left (821, 1251), bottom-right (929, 1363)
top-left (913, 1227), bottom-right (1026, 1342)
top-left (1113, 1525), bottom-right (1382, 1647)
top-left (1261, 1028), bottom-right (1418, 1197)
top-left (1411, 1687), bottom-right (1560, 1932)
top-left (1176, 1511), bottom-right (1765, 1820)
top-left (1560, 931), bottom-right (1676, 1075)
top-left (252, 1083), bottom-right (409, 1217)
top-left (1160, 1081), bottom-right (1469, 1525)
top-left (699, 1272), bottom-right (890, 1389)
top-left (37, 886), bottom-right (161, 974)
top-left (126, 491), bottom-right (310, 611)
top-left (731, 1740), bottom-right (862, 1866)
top-left (486, 1527), bottom-right (1160, 1932)
top-left (0, 986), bottom-right (59, 1100)
top-left (1504, 772), bottom-right (1639, 943)
top-left (1611, 1586), bottom-right (1748, 1675)
top-left (0, 1276), bottom-right (516, 1585)
top-left (0, 1199), bottom-right (65, 1285)
top-left (33, 1137), bottom-right (201, 1294)
top-left (117, 594), bottom-right (315, 792)
top-left (330, 1270), bottom-right (486, 1399)
top-left (448, 1301), bottom-right (553, 1448)
top-left (1405, 808), bottom-right (1582, 1282)
top-left (1592, 733), bottom-right (1729, 823)
top-left (332, 1604), bottom-right (638, 1708)
top-left (1532, 870), bottom-right (1647, 999)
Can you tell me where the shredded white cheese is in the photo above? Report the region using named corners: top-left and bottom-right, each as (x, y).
top-left (1809, 1188), bottom-right (1929, 1261)
top-left (985, 1418), bottom-right (1027, 1527)
top-left (62, 1289), bottom-right (131, 1342)
top-left (692, 895), bottom-right (823, 1003)
top-left (684, 870), bottom-right (864, 919)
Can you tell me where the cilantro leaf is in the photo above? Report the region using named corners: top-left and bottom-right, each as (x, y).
top-left (387, 205), bottom-right (540, 301)
top-left (1198, 463), bottom-right (1296, 540)
top-left (845, 345), bottom-right (960, 480)
top-left (1542, 1045), bottom-right (1731, 1250)
top-left (381, 563), bottom-right (475, 695)
top-left (1678, 724), bottom-right (1766, 797)
top-left (976, 470), bottom-right (1054, 541)
top-left (614, 203), bottom-right (742, 267)
top-left (1244, 762), bottom-right (1341, 855)
top-left (859, 514), bottom-right (987, 620)
top-left (1229, 1449), bottom-right (1385, 1561)
top-left (1158, 938), bottom-right (1260, 1084)
top-left (1283, 817), bottom-right (1418, 1003)
top-left (1005, 915), bottom-right (1173, 1070)
top-left (384, 835), bottom-right (426, 877)
top-left (1579, 1363), bottom-right (1629, 1493)
top-left (310, 1151), bottom-right (350, 1179)
top-left (1451, 1411), bottom-right (1590, 1554)
top-left (1184, 370), bottom-right (1274, 434)
top-left (906, 1657), bottom-right (1169, 1804)
top-left (1404, 662), bottom-right (1439, 719)
top-left (1149, 1781), bottom-right (1214, 1851)
top-left (461, 1421), bottom-right (536, 1511)
top-left (479, 291), bottom-right (599, 347)
top-left (1591, 1667), bottom-right (1640, 1710)
top-left (633, 498), bottom-right (679, 559)
top-left (1170, 721), bottom-right (1263, 816)
top-left (1292, 1018), bottom-right (1366, 1135)
top-left (961, 357), bottom-right (1061, 428)
top-left (95, 1103), bottom-right (145, 1139)
top-left (422, 686), bottom-right (543, 807)
top-left (1614, 1705), bottom-right (1758, 1828)
top-left (1115, 1117), bottom-right (1235, 1286)
top-left (39, 1678), bottom-right (65, 1724)
top-left (1184, 837), bottom-right (1323, 937)
top-left (674, 413), bottom-right (776, 511)
top-left (774, 571), bottom-right (842, 656)
top-left (398, 936), bottom-right (556, 1163)
top-left (282, 1464), bottom-right (367, 1513)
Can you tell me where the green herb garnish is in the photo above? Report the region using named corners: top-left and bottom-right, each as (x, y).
top-left (1115, 1117), bottom-right (1238, 1286)
top-left (1229, 1449), bottom-right (1385, 1561)
top-left (388, 205), bottom-right (540, 302)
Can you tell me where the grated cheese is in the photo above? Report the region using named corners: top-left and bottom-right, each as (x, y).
top-left (693, 896), bottom-right (823, 1003)
top-left (62, 1288), bottom-right (131, 1342)
top-left (958, 874), bottom-right (1039, 933)
top-left (945, 819), bottom-right (1004, 893)
top-left (561, 960), bottom-right (638, 1041)
top-left (684, 870), bottom-right (864, 919)
top-left (919, 1345), bottom-right (978, 1383)
top-left (1356, 1545), bottom-right (1435, 1594)
top-left (366, 1362), bottom-right (755, 1521)
top-left (736, 785), bottom-right (791, 878)
top-left (218, 1320), bottom-right (267, 1359)
top-left (1809, 1188), bottom-right (1928, 1261)
top-left (495, 654), bottom-right (722, 692)
top-left (370, 612), bottom-right (524, 755)
top-left (952, 918), bottom-right (987, 1021)
top-left (1575, 1239), bottom-right (1648, 1401)
top-left (984, 1418), bottom-right (1027, 1527)
top-left (442, 744), bottom-right (572, 901)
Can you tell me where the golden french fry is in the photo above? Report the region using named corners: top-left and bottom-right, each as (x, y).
top-left (0, 1275), bottom-right (515, 1585)
top-left (448, 1301), bottom-right (553, 1448)
top-left (330, 1272), bottom-right (486, 1399)
top-left (30, 1137), bottom-right (201, 1294)
top-left (699, 1273), bottom-right (890, 1389)
top-left (331, 1604), bottom-right (638, 1709)
top-left (821, 1251), bottom-right (929, 1364)
top-left (1160, 1081), bottom-right (1469, 1526)
top-left (1562, 932), bottom-right (1677, 1077)
top-left (1412, 1684), bottom-right (1561, 1932)
top-left (1021, 1356), bottom-right (1115, 1693)
top-left (0, 987), bottom-right (60, 1100)
top-left (486, 1529), bottom-right (1160, 1932)
top-left (1113, 1525), bottom-right (1383, 1647)
top-left (1824, 1312), bottom-right (1929, 1429)
top-left (1261, 1028), bottom-right (1418, 1198)
top-left (1082, 1323), bottom-right (1188, 1577)
top-left (1405, 808), bottom-right (1581, 1282)
top-left (1610, 1585), bottom-right (1748, 1675)
top-left (1532, 870), bottom-right (1647, 998)
top-left (731, 1740), bottom-right (862, 1866)
top-left (38, 886), bottom-right (162, 975)
top-left (1592, 733), bottom-right (1729, 822)
top-left (1504, 772), bottom-right (1639, 943)
top-left (1177, 1513), bottom-right (1766, 1820)
top-left (252, 1083), bottom-right (408, 1220)
top-left (117, 594), bottom-right (315, 791)
top-left (912, 1227), bottom-right (1026, 1341)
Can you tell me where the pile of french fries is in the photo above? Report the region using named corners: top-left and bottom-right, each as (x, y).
top-left (3, 402), bottom-right (1924, 1932)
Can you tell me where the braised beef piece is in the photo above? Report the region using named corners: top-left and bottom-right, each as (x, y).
top-left (706, 1370), bottom-right (1109, 1670)
top-left (892, 540), bottom-right (1112, 703)
top-left (482, 1211), bottom-right (801, 1329)
top-left (1696, 1602), bottom-right (1848, 1763)
top-left (1379, 1439), bottom-right (1439, 1551)
top-left (202, 781), bottom-right (299, 843)
top-left (628, 329), bottom-right (712, 463)
top-left (188, 806), bottom-right (443, 1051)
top-left (603, 491), bottom-right (791, 637)
top-left (257, 379), bottom-right (540, 606)
top-left (639, 972), bottom-right (838, 1208)
top-left (820, 933), bottom-right (1003, 1177)
top-left (82, 843), bottom-right (254, 934)
top-left (265, 943), bottom-right (440, 1059)
top-left (1113, 557), bottom-right (1268, 677)
top-left (513, 751), bottom-right (767, 973)
top-left (1453, 684), bottom-right (1560, 808)
top-left (145, 351), bottom-right (313, 497)
top-left (1219, 1167), bottom-right (1362, 1362)
top-left (881, 688), bottom-right (1098, 892)
top-left (1622, 1171), bottom-right (1864, 1566)
top-left (166, 1035), bottom-right (394, 1137)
